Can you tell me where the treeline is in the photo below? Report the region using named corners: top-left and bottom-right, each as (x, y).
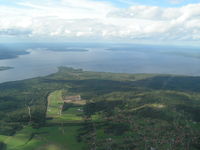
top-left (0, 77), bottom-right (69, 135)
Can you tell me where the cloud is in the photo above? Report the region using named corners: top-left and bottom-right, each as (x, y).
top-left (0, 28), bottom-right (32, 36)
top-left (0, 0), bottom-right (200, 43)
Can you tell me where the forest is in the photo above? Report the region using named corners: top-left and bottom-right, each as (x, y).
top-left (0, 67), bottom-right (199, 150)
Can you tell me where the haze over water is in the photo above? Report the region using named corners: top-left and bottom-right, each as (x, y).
top-left (0, 44), bottom-right (200, 83)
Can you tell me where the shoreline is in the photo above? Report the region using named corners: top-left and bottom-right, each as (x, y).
top-left (0, 66), bottom-right (14, 71)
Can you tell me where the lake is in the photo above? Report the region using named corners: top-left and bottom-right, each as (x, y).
top-left (0, 44), bottom-right (200, 83)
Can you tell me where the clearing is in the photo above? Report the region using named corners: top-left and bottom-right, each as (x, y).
top-left (0, 90), bottom-right (85, 150)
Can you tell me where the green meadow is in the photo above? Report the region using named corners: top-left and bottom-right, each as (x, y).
top-left (0, 89), bottom-right (85, 150)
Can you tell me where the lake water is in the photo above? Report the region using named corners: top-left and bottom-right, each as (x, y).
top-left (0, 46), bottom-right (200, 83)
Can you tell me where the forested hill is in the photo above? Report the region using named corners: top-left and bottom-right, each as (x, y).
top-left (0, 46), bottom-right (29, 60)
top-left (0, 67), bottom-right (200, 150)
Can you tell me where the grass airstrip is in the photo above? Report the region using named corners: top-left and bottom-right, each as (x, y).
top-left (0, 90), bottom-right (85, 150)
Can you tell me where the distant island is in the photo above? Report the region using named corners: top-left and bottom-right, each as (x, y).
top-left (0, 66), bottom-right (14, 71)
top-left (0, 50), bottom-right (29, 60)
top-left (46, 48), bottom-right (88, 52)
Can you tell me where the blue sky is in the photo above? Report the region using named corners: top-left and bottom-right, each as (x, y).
top-left (0, 0), bottom-right (200, 45)
top-left (1, 0), bottom-right (199, 7)
top-left (105, 0), bottom-right (200, 7)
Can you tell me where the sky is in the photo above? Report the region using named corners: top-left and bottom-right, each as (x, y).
top-left (0, 0), bottom-right (200, 45)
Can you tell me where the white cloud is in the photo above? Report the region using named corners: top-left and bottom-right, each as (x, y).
top-left (169, 0), bottom-right (184, 4)
top-left (1, 0), bottom-right (200, 43)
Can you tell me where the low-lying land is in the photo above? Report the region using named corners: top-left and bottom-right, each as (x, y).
top-left (0, 67), bottom-right (200, 150)
top-left (0, 67), bottom-right (13, 71)
top-left (0, 45), bottom-right (29, 60)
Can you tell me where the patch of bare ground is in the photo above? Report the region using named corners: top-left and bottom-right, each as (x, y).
top-left (37, 143), bottom-right (66, 150)
top-left (63, 95), bottom-right (86, 105)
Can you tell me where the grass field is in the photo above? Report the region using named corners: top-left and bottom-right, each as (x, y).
top-left (47, 90), bottom-right (64, 118)
top-left (0, 90), bottom-right (85, 150)
top-left (47, 90), bottom-right (84, 124)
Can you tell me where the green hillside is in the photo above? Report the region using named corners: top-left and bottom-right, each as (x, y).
top-left (0, 67), bottom-right (200, 150)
